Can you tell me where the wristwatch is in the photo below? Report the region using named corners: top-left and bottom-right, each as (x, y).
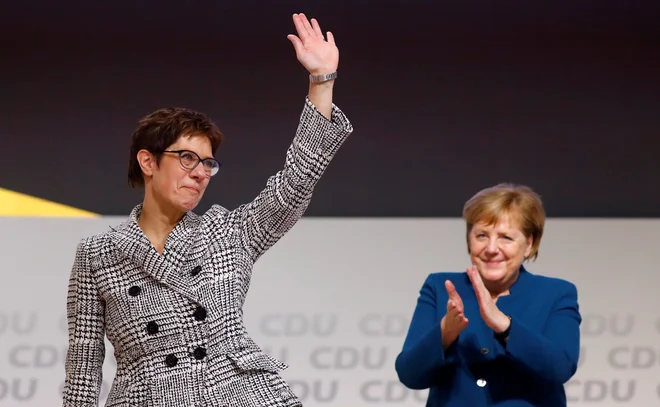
top-left (309, 71), bottom-right (338, 83)
top-left (494, 315), bottom-right (512, 341)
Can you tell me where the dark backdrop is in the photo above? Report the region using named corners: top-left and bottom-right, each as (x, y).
top-left (1, 1), bottom-right (659, 217)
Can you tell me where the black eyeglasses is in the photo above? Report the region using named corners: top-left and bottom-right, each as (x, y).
top-left (162, 150), bottom-right (221, 177)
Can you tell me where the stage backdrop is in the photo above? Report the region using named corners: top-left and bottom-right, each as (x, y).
top-left (0, 216), bottom-right (657, 407)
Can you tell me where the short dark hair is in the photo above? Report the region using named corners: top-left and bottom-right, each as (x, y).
top-left (127, 107), bottom-right (224, 188)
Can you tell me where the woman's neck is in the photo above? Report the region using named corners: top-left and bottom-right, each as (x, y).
top-left (484, 269), bottom-right (519, 300)
top-left (137, 194), bottom-right (184, 254)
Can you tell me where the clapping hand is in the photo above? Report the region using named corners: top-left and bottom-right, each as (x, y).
top-left (466, 265), bottom-right (511, 333)
top-left (440, 280), bottom-right (469, 349)
top-left (287, 13), bottom-right (338, 76)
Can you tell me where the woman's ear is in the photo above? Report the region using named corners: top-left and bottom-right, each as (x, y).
top-left (523, 235), bottom-right (533, 259)
top-left (137, 149), bottom-right (157, 178)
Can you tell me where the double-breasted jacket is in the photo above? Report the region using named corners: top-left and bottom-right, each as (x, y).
top-left (62, 98), bottom-right (353, 407)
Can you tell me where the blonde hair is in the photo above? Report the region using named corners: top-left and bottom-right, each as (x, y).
top-left (462, 183), bottom-right (545, 261)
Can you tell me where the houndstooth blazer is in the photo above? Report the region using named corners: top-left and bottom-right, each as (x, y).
top-left (62, 97), bottom-right (353, 407)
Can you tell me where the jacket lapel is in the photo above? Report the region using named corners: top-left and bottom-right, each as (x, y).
top-left (108, 204), bottom-right (202, 303)
top-left (161, 209), bottom-right (205, 300)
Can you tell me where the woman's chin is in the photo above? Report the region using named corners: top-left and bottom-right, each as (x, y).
top-left (174, 197), bottom-right (202, 212)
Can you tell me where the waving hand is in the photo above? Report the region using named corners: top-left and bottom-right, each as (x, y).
top-left (287, 13), bottom-right (338, 76)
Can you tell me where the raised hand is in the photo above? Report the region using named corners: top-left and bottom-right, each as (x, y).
top-left (466, 265), bottom-right (511, 333)
top-left (440, 280), bottom-right (468, 349)
top-left (287, 13), bottom-right (338, 76)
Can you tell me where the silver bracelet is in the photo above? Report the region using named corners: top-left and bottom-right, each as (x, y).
top-left (309, 71), bottom-right (338, 83)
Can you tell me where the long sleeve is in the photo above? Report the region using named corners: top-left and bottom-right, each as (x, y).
top-left (498, 281), bottom-right (581, 384)
top-left (395, 274), bottom-right (459, 390)
top-left (62, 238), bottom-right (106, 407)
top-left (229, 97), bottom-right (353, 261)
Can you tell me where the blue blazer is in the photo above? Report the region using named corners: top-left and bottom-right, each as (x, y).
top-left (395, 266), bottom-right (581, 407)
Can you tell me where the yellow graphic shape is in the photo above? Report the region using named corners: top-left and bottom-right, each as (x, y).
top-left (0, 187), bottom-right (99, 217)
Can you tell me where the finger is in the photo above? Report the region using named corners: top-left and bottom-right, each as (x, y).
top-left (445, 279), bottom-right (455, 292)
top-left (292, 14), bottom-right (310, 40)
top-left (311, 18), bottom-right (324, 38)
top-left (286, 35), bottom-right (304, 54)
top-left (466, 266), bottom-right (474, 283)
top-left (467, 266), bottom-right (483, 292)
top-left (471, 267), bottom-right (489, 301)
top-left (447, 280), bottom-right (467, 311)
top-left (448, 296), bottom-right (463, 314)
top-left (445, 280), bottom-right (458, 299)
top-left (299, 13), bottom-right (315, 36)
top-left (326, 31), bottom-right (335, 45)
top-left (447, 304), bottom-right (460, 318)
top-left (469, 268), bottom-right (494, 314)
top-left (455, 302), bottom-right (464, 314)
top-left (471, 265), bottom-right (483, 285)
top-left (467, 269), bottom-right (486, 305)
top-left (455, 293), bottom-right (464, 311)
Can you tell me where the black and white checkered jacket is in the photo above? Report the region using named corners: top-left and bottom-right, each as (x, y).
top-left (62, 98), bottom-right (353, 407)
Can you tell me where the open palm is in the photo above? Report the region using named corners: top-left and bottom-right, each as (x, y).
top-left (466, 265), bottom-right (511, 333)
top-left (440, 279), bottom-right (468, 349)
top-left (287, 13), bottom-right (339, 75)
